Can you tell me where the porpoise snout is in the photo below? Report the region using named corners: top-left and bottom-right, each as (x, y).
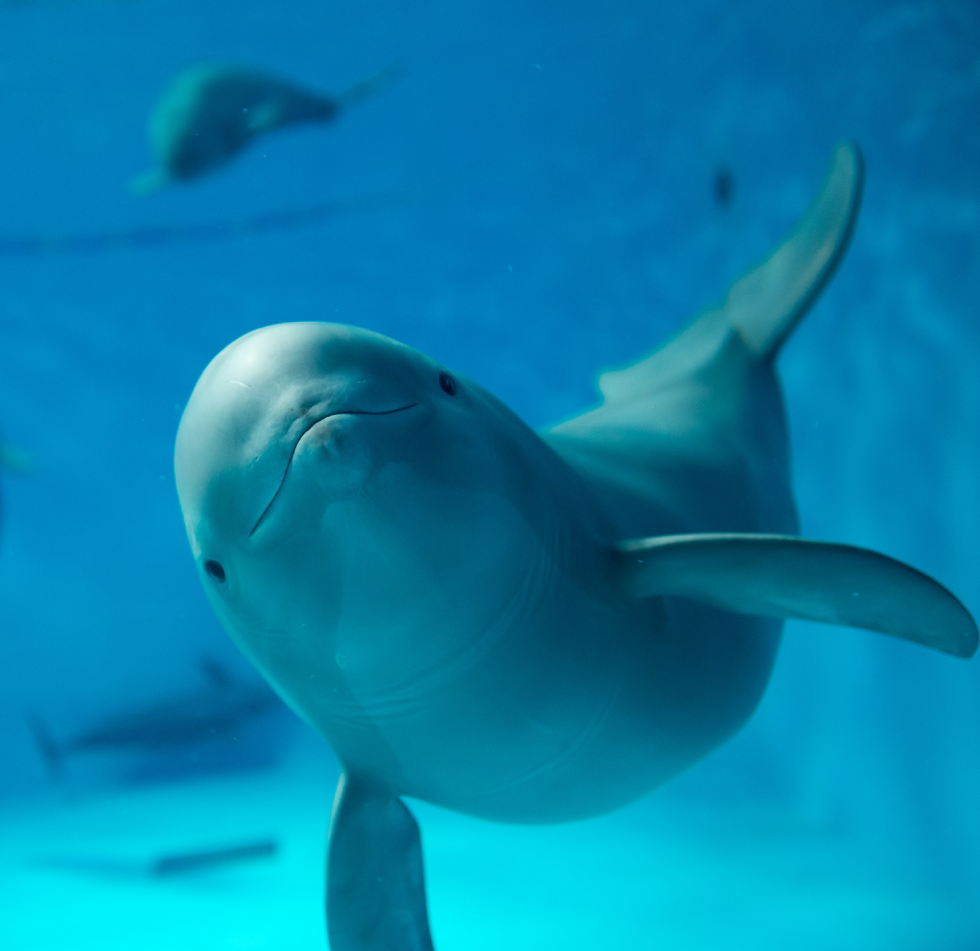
top-left (250, 403), bottom-right (420, 537)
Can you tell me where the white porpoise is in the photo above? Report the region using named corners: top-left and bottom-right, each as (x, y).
top-left (175, 143), bottom-right (977, 951)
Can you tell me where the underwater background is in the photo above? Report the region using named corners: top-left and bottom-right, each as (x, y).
top-left (0, 0), bottom-right (978, 947)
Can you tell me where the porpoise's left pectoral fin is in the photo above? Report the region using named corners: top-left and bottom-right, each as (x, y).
top-left (327, 772), bottom-right (435, 951)
top-left (612, 533), bottom-right (978, 658)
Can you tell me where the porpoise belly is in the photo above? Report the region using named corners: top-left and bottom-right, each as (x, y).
top-left (319, 581), bottom-right (781, 825)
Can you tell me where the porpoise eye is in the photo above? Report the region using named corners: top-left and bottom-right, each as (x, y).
top-left (205, 560), bottom-right (227, 583)
top-left (439, 372), bottom-right (457, 396)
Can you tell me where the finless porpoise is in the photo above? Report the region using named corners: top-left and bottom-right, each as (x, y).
top-left (28, 657), bottom-right (281, 778)
top-left (174, 143), bottom-right (977, 950)
top-left (133, 64), bottom-right (396, 191)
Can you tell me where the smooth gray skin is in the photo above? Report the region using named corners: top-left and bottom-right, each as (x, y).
top-left (175, 143), bottom-right (976, 950)
top-left (134, 64), bottom-right (394, 191)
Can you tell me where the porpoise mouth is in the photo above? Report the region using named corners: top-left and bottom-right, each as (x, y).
top-left (249, 404), bottom-right (418, 537)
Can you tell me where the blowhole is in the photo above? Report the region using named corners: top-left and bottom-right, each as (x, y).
top-left (205, 559), bottom-right (226, 583)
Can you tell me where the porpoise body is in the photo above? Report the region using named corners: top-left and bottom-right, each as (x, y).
top-left (28, 658), bottom-right (280, 778)
top-left (134, 64), bottom-right (394, 191)
top-left (175, 143), bottom-right (977, 950)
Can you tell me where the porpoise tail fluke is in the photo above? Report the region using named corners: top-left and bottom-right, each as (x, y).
top-left (26, 715), bottom-right (65, 780)
top-left (336, 64), bottom-right (402, 111)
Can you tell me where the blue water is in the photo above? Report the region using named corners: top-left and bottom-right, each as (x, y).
top-left (0, 0), bottom-right (978, 947)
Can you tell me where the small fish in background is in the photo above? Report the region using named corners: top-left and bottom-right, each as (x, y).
top-left (713, 164), bottom-right (735, 207)
top-left (132, 63), bottom-right (400, 192)
top-left (27, 657), bottom-right (283, 779)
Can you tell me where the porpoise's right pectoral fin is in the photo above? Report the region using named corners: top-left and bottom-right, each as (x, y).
top-left (612, 533), bottom-right (978, 658)
top-left (327, 772), bottom-right (435, 951)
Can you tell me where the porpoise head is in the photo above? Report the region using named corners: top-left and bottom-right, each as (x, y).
top-left (175, 322), bottom-right (552, 720)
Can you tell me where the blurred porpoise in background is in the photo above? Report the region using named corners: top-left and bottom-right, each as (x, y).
top-left (26, 657), bottom-right (283, 781)
top-left (133, 63), bottom-right (399, 192)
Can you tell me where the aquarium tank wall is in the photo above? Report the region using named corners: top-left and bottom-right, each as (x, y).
top-left (0, 1), bottom-right (978, 948)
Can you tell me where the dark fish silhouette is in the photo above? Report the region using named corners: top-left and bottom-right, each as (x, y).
top-left (713, 165), bottom-right (735, 207)
top-left (133, 64), bottom-right (398, 191)
top-left (27, 658), bottom-right (281, 778)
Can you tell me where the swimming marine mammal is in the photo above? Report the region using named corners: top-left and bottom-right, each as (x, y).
top-left (133, 64), bottom-right (396, 192)
top-left (27, 658), bottom-right (280, 778)
top-left (174, 142), bottom-right (978, 950)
